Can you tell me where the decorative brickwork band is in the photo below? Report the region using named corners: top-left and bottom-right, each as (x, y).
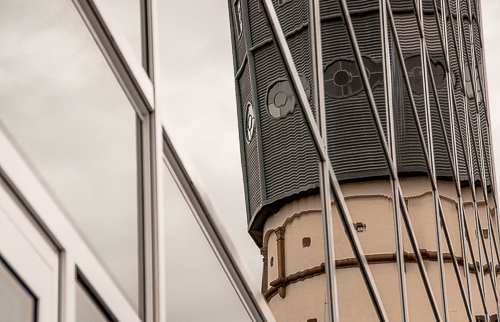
top-left (263, 250), bottom-right (500, 301)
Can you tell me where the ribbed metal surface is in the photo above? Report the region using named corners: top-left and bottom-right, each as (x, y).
top-left (254, 31), bottom-right (319, 201)
top-left (229, 0), bottom-right (494, 242)
top-left (393, 13), bottom-right (431, 177)
top-left (273, 0), bottom-right (309, 37)
top-left (239, 66), bottom-right (262, 222)
top-left (446, 9), bottom-right (469, 181)
top-left (236, 30), bottom-right (247, 68)
top-left (322, 12), bottom-right (390, 181)
top-left (248, 0), bottom-right (271, 48)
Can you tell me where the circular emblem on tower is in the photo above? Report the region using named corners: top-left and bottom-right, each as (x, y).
top-left (245, 102), bottom-right (255, 143)
top-left (266, 75), bottom-right (310, 119)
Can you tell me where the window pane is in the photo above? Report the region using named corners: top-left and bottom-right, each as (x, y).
top-left (158, 0), bottom-right (262, 283)
top-left (0, 258), bottom-right (36, 322)
top-left (0, 0), bottom-right (139, 311)
top-left (76, 283), bottom-right (110, 322)
top-left (162, 165), bottom-right (252, 322)
top-left (94, 0), bottom-right (142, 61)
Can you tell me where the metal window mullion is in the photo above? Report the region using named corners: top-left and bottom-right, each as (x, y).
top-left (72, 0), bottom-right (160, 320)
top-left (258, 1), bottom-right (390, 319)
top-left (140, 0), bottom-right (154, 80)
top-left (309, 0), bottom-right (339, 320)
top-left (384, 3), bottom-right (437, 190)
top-left (139, 114), bottom-right (161, 322)
top-left (161, 133), bottom-right (277, 322)
top-left (380, 0), bottom-right (409, 320)
top-left (71, 0), bottom-right (154, 116)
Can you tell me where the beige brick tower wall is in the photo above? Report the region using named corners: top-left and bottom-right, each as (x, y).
top-left (260, 178), bottom-right (497, 321)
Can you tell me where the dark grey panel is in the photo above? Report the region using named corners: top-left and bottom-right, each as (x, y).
top-left (236, 19), bottom-right (247, 68)
top-left (254, 34), bottom-right (319, 202)
top-left (239, 66), bottom-right (262, 223)
top-left (322, 11), bottom-right (390, 181)
top-left (227, 0), bottom-right (494, 245)
top-left (247, 0), bottom-right (270, 47)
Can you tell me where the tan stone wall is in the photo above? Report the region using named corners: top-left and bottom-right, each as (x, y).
top-left (260, 178), bottom-right (498, 321)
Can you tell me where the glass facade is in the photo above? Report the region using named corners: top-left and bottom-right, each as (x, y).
top-left (0, 0), bottom-right (140, 310)
top-left (162, 165), bottom-right (252, 321)
top-left (0, 0), bottom-right (497, 321)
top-left (0, 259), bottom-right (36, 322)
top-left (76, 283), bottom-right (110, 322)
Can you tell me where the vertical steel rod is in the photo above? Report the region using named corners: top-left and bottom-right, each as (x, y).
top-left (309, 0), bottom-right (339, 320)
top-left (380, 0), bottom-right (409, 320)
top-left (415, 0), bottom-right (449, 318)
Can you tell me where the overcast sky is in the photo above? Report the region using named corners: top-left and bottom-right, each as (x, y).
top-left (482, 0), bottom-right (500, 190)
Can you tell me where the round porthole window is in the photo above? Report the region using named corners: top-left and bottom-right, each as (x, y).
top-left (324, 56), bottom-right (383, 99)
top-left (266, 75), bottom-right (310, 119)
top-left (245, 103), bottom-right (255, 143)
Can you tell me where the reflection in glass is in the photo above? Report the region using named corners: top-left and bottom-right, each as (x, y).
top-left (162, 165), bottom-right (252, 322)
top-left (0, 258), bottom-right (36, 322)
top-left (159, 0), bottom-right (262, 284)
top-left (94, 0), bottom-right (142, 61)
top-left (0, 0), bottom-right (139, 311)
top-left (76, 283), bottom-right (110, 322)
